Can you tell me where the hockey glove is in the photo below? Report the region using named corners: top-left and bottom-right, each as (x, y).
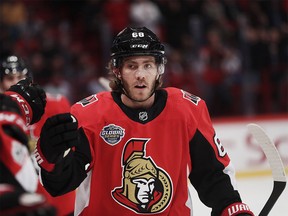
top-left (5, 77), bottom-right (46, 125)
top-left (221, 202), bottom-right (254, 216)
top-left (35, 113), bottom-right (78, 172)
top-left (0, 94), bottom-right (28, 147)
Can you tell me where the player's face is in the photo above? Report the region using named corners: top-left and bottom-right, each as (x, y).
top-left (120, 56), bottom-right (159, 108)
top-left (0, 73), bottom-right (26, 92)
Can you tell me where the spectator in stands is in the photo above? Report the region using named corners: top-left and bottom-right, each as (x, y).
top-left (0, 0), bottom-right (287, 115)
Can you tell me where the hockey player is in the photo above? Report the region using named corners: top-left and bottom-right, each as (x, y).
top-left (0, 93), bottom-right (56, 215)
top-left (35, 27), bottom-right (254, 215)
top-left (0, 55), bottom-right (75, 216)
top-left (0, 93), bottom-right (40, 195)
top-left (0, 55), bottom-right (46, 126)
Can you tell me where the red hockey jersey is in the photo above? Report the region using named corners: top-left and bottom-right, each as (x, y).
top-left (65, 87), bottom-right (240, 216)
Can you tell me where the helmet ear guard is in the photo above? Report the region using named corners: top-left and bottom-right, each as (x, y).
top-left (158, 64), bottom-right (165, 75)
top-left (157, 56), bottom-right (167, 75)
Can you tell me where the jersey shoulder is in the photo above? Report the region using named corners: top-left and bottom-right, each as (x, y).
top-left (72, 91), bottom-right (111, 109)
top-left (71, 91), bottom-right (113, 123)
top-left (164, 87), bottom-right (204, 107)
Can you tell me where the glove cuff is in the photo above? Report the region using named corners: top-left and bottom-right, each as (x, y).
top-left (34, 141), bottom-right (55, 172)
top-left (5, 91), bottom-right (33, 126)
top-left (221, 202), bottom-right (254, 216)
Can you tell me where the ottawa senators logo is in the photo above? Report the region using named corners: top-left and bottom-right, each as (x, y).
top-left (111, 138), bottom-right (173, 213)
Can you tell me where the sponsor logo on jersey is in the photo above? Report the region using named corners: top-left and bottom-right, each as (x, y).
top-left (181, 90), bottom-right (200, 105)
top-left (111, 138), bottom-right (173, 214)
top-left (100, 124), bottom-right (125, 146)
top-left (77, 94), bottom-right (98, 107)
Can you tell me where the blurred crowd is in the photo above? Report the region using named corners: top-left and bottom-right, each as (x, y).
top-left (0, 0), bottom-right (287, 117)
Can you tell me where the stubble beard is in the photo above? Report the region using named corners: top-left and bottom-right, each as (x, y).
top-left (122, 79), bottom-right (156, 104)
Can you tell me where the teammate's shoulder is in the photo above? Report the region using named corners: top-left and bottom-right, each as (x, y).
top-left (164, 87), bottom-right (202, 106)
top-left (46, 92), bottom-right (69, 103)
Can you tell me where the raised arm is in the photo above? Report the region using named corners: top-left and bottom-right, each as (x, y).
top-left (35, 113), bottom-right (92, 196)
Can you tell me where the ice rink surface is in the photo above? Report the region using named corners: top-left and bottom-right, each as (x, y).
top-left (190, 175), bottom-right (288, 216)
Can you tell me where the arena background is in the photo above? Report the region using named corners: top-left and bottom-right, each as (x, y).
top-left (1, 0), bottom-right (287, 215)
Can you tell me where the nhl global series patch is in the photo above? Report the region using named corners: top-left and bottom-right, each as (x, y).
top-left (100, 124), bottom-right (125, 146)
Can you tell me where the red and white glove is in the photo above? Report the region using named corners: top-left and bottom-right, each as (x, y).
top-left (221, 202), bottom-right (254, 216)
top-left (5, 77), bottom-right (46, 125)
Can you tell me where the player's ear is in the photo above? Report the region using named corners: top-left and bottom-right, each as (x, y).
top-left (113, 68), bottom-right (121, 79)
